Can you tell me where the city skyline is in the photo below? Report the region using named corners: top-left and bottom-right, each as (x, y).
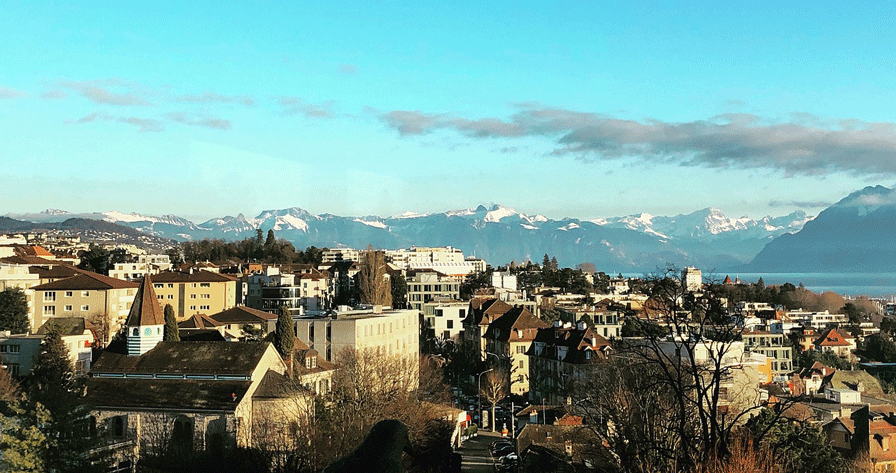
top-left (2, 2), bottom-right (895, 221)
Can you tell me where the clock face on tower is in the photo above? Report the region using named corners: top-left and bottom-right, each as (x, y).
top-left (144, 327), bottom-right (152, 336)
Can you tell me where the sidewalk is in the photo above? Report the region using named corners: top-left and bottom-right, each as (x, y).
top-left (459, 430), bottom-right (506, 473)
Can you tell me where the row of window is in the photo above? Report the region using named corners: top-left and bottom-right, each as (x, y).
top-left (153, 283), bottom-right (213, 289)
top-left (0, 344), bottom-right (21, 354)
top-left (45, 290), bottom-right (90, 300)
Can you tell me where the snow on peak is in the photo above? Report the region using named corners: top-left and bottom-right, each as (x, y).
top-left (40, 209), bottom-right (69, 215)
top-left (558, 222), bottom-right (581, 231)
top-left (391, 210), bottom-right (431, 219)
top-left (272, 214), bottom-right (309, 232)
top-left (354, 218), bottom-right (388, 229)
top-left (484, 205), bottom-right (518, 223)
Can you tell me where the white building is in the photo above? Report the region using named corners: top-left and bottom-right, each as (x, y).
top-left (295, 307), bottom-right (420, 365)
top-left (422, 300), bottom-right (467, 340)
top-left (681, 267), bottom-right (703, 292)
top-left (491, 272), bottom-right (517, 291)
top-left (109, 254), bottom-right (173, 281)
top-left (322, 247), bottom-right (360, 264)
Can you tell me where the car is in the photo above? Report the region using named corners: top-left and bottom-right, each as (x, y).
top-left (495, 454), bottom-right (519, 472)
top-left (491, 444), bottom-right (515, 459)
top-left (490, 439), bottom-right (513, 451)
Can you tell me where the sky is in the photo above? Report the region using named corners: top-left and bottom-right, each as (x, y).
top-left (2, 1), bottom-right (895, 223)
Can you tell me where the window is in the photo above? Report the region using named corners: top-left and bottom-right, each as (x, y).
top-left (435, 309), bottom-right (443, 317)
top-left (168, 284), bottom-right (174, 288)
top-left (65, 291), bottom-right (73, 297)
top-left (44, 291), bottom-right (56, 301)
top-left (6, 363), bottom-right (19, 376)
top-left (190, 306), bottom-right (196, 310)
top-left (43, 306), bottom-right (55, 316)
top-left (200, 305), bottom-right (210, 310)
top-left (200, 283), bottom-right (210, 288)
top-left (82, 291), bottom-right (89, 297)
top-left (516, 345), bottom-right (525, 354)
top-left (201, 294), bottom-right (210, 299)
top-left (168, 295), bottom-right (174, 299)
top-left (447, 320), bottom-right (453, 329)
top-left (64, 305), bottom-right (73, 311)
top-left (154, 284), bottom-right (163, 289)
top-left (190, 294), bottom-right (196, 299)
top-left (81, 305), bottom-right (89, 311)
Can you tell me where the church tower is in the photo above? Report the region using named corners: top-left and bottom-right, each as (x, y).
top-left (125, 274), bottom-right (165, 356)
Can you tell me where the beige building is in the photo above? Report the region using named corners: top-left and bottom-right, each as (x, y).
top-left (483, 307), bottom-right (550, 397)
top-left (30, 272), bottom-right (138, 338)
top-left (406, 270), bottom-right (461, 313)
top-left (295, 307), bottom-right (419, 364)
top-left (151, 270), bottom-right (238, 320)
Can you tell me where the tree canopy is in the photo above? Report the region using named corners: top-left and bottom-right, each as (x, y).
top-left (163, 304), bottom-right (180, 342)
top-left (274, 305), bottom-right (295, 360)
top-left (0, 287), bottom-right (29, 334)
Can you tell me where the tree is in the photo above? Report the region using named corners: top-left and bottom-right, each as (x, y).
top-left (480, 369), bottom-right (507, 432)
top-left (859, 333), bottom-right (896, 363)
top-left (78, 243), bottom-right (112, 275)
top-left (745, 409), bottom-right (847, 473)
top-left (166, 245), bottom-right (184, 266)
top-left (390, 274), bottom-right (407, 309)
top-left (163, 304), bottom-right (180, 342)
top-left (358, 248), bottom-right (391, 307)
top-left (274, 305), bottom-right (295, 360)
top-left (241, 324), bottom-right (265, 341)
top-left (0, 287), bottom-right (29, 334)
top-left (0, 402), bottom-right (50, 473)
top-left (572, 267), bottom-right (795, 473)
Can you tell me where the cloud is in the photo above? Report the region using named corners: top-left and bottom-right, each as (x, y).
top-left (70, 113), bottom-right (164, 132)
top-left (768, 200), bottom-right (831, 208)
top-left (277, 97), bottom-right (335, 119)
top-left (166, 112), bottom-right (231, 130)
top-left (378, 104), bottom-right (896, 176)
top-left (0, 86), bottom-right (27, 98)
top-left (60, 79), bottom-right (153, 106)
top-left (338, 64), bottom-right (359, 74)
top-left (41, 90), bottom-right (67, 99)
top-left (175, 92), bottom-right (254, 106)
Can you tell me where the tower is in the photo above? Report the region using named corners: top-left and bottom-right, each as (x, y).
top-left (125, 274), bottom-right (165, 356)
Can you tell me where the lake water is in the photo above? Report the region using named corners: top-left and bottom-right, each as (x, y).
top-left (623, 272), bottom-right (896, 300)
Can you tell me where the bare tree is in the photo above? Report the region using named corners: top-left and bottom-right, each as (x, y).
top-left (571, 267), bottom-right (800, 473)
top-left (480, 369), bottom-right (507, 432)
top-left (357, 247), bottom-right (392, 307)
top-left (87, 311), bottom-right (112, 347)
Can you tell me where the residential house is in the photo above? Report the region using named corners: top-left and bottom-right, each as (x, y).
top-left (483, 307), bottom-right (551, 397)
top-left (209, 306), bottom-right (278, 340)
top-left (527, 322), bottom-right (611, 404)
top-left (825, 406), bottom-right (896, 472)
top-left (814, 327), bottom-right (856, 360)
top-left (462, 298), bottom-right (513, 360)
top-left (151, 270), bottom-right (238, 320)
top-left (0, 318), bottom-right (94, 377)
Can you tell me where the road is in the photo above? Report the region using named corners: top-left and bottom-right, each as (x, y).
top-left (459, 430), bottom-right (504, 473)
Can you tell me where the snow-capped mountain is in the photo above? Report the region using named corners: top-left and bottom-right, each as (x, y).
top-left (6, 204), bottom-right (813, 271)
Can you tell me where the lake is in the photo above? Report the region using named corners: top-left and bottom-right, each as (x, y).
top-left (622, 272), bottom-right (896, 300)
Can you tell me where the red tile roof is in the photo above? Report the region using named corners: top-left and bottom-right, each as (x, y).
top-left (151, 270), bottom-right (237, 283)
top-left (32, 271), bottom-right (138, 291)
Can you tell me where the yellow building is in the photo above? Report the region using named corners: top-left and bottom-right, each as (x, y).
top-left (483, 307), bottom-right (550, 397)
top-left (30, 272), bottom-right (138, 339)
top-left (150, 270), bottom-right (238, 320)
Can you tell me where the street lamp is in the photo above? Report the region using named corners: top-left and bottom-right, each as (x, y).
top-left (477, 368), bottom-right (494, 428)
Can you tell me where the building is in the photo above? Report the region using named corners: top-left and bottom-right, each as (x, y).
top-left (491, 272), bottom-right (517, 291)
top-left (462, 298), bottom-right (514, 360)
top-left (109, 254), bottom-right (173, 281)
top-left (85, 275), bottom-right (301, 468)
top-left (30, 272), bottom-right (138, 339)
top-left (321, 247), bottom-right (360, 264)
top-left (406, 270), bottom-right (461, 313)
top-left (681, 267), bottom-right (703, 292)
top-left (528, 322), bottom-right (611, 404)
top-left (482, 307), bottom-right (551, 397)
top-left (209, 306), bottom-right (279, 340)
top-left (245, 267), bottom-right (330, 316)
top-left (0, 318), bottom-right (94, 377)
top-left (421, 300), bottom-right (467, 340)
top-left (151, 270), bottom-right (238, 320)
top-left (814, 328), bottom-right (856, 360)
top-left (741, 330), bottom-right (793, 382)
top-left (294, 307), bottom-right (419, 365)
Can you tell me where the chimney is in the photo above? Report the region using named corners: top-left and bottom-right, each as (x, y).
top-left (373, 305), bottom-right (382, 314)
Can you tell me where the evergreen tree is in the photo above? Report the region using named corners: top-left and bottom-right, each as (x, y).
top-left (78, 244), bottom-right (112, 275)
top-left (390, 274), bottom-right (408, 309)
top-left (264, 229), bottom-right (276, 252)
top-left (0, 287), bottom-right (29, 334)
top-left (163, 304), bottom-right (180, 342)
top-left (274, 305), bottom-right (295, 360)
top-left (542, 254), bottom-right (550, 270)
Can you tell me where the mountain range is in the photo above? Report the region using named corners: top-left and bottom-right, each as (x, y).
top-left (8, 205), bottom-right (813, 272)
top-left (749, 185), bottom-right (896, 272)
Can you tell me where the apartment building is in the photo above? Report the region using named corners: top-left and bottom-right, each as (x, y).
top-left (422, 300), bottom-right (467, 340)
top-left (483, 307), bottom-right (550, 397)
top-left (742, 330), bottom-right (793, 382)
top-left (151, 270), bottom-right (238, 320)
top-left (295, 307), bottom-right (419, 366)
top-left (406, 270), bottom-right (461, 313)
top-left (528, 322), bottom-right (611, 404)
top-left (30, 272), bottom-right (138, 337)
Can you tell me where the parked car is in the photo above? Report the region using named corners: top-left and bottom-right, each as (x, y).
top-left (495, 453), bottom-right (519, 472)
top-left (490, 440), bottom-right (513, 452)
top-left (491, 444), bottom-right (515, 459)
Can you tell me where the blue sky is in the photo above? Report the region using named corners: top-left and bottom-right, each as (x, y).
top-left (2, 1), bottom-right (895, 222)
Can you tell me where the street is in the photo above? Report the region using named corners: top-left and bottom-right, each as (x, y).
top-left (458, 430), bottom-right (505, 473)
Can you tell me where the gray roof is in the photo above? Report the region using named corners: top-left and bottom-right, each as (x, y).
top-left (85, 377), bottom-right (250, 412)
top-left (91, 341), bottom-right (272, 377)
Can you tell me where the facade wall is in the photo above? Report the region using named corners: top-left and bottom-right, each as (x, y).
top-left (33, 287), bottom-right (136, 334)
top-left (153, 280), bottom-right (236, 320)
